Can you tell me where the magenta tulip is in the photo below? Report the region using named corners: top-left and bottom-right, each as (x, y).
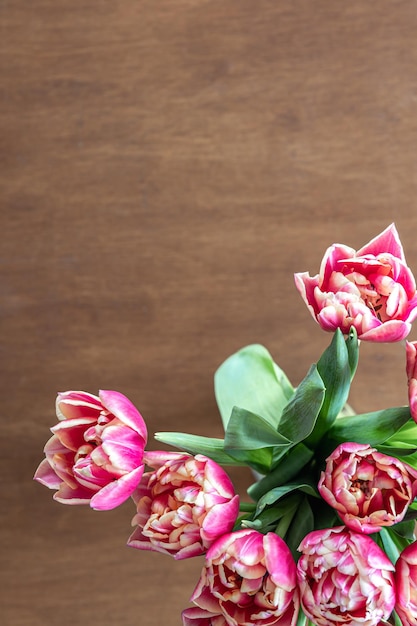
top-left (188, 529), bottom-right (299, 626)
top-left (294, 223), bottom-right (417, 341)
top-left (34, 390), bottom-right (147, 510)
top-left (297, 526), bottom-right (396, 626)
top-left (128, 451), bottom-right (239, 560)
top-left (318, 442), bottom-right (417, 534)
top-left (395, 541), bottom-right (417, 625)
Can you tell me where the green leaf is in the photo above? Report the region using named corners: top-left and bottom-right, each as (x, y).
top-left (239, 502), bottom-right (257, 513)
top-left (391, 450), bottom-right (417, 470)
top-left (277, 364), bottom-right (325, 443)
top-left (392, 518), bottom-right (417, 540)
top-left (311, 499), bottom-right (338, 530)
top-left (223, 408), bottom-right (293, 474)
top-left (242, 494), bottom-right (300, 534)
top-left (224, 407), bottom-right (292, 451)
top-left (345, 326), bottom-right (359, 379)
top-left (286, 496), bottom-right (314, 558)
top-left (256, 480), bottom-right (319, 515)
top-left (376, 444), bottom-right (417, 456)
top-left (379, 527), bottom-right (407, 565)
top-left (223, 447), bottom-right (274, 474)
top-left (248, 443), bottom-right (314, 500)
top-left (155, 430), bottom-right (275, 473)
top-left (309, 329), bottom-right (354, 442)
top-left (154, 432), bottom-right (242, 465)
top-left (402, 504), bottom-right (417, 522)
top-left (274, 495), bottom-right (301, 538)
top-left (214, 344), bottom-right (294, 430)
top-left (324, 406), bottom-right (411, 449)
top-left (296, 609), bottom-right (313, 626)
top-left (240, 517), bottom-right (263, 530)
top-left (392, 611), bottom-right (404, 626)
top-left (317, 329), bottom-right (351, 418)
top-left (383, 419), bottom-right (417, 448)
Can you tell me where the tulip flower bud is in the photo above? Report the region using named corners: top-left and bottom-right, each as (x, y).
top-left (295, 223), bottom-right (417, 341)
top-left (128, 451), bottom-right (239, 560)
top-left (34, 390), bottom-right (147, 510)
top-left (297, 526), bottom-right (396, 626)
top-left (188, 529), bottom-right (299, 626)
top-left (318, 441), bottom-right (417, 534)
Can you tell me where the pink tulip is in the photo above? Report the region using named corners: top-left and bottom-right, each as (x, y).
top-left (294, 223), bottom-right (417, 341)
top-left (128, 451), bottom-right (239, 560)
top-left (318, 442), bottom-right (417, 534)
top-left (406, 341), bottom-right (417, 423)
top-left (188, 529), bottom-right (299, 626)
top-left (34, 390), bottom-right (147, 510)
top-left (297, 526), bottom-right (396, 626)
top-left (395, 541), bottom-right (417, 625)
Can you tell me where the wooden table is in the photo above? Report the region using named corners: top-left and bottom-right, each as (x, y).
top-left (3, 2), bottom-right (417, 624)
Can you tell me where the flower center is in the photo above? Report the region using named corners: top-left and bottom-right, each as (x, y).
top-left (350, 478), bottom-right (372, 497)
top-left (74, 443), bottom-right (95, 463)
top-left (346, 273), bottom-right (389, 321)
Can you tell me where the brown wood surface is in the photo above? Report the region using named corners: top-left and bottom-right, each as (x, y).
top-left (3, 1), bottom-right (417, 624)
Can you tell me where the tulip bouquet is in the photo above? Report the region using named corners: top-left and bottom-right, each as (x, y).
top-left (35, 224), bottom-right (417, 626)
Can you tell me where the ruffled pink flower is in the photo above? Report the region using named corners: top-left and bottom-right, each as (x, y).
top-left (294, 223), bottom-right (417, 341)
top-left (297, 526), bottom-right (396, 626)
top-left (407, 341), bottom-right (417, 423)
top-left (189, 529), bottom-right (299, 626)
top-left (395, 541), bottom-right (417, 625)
top-left (128, 451), bottom-right (239, 560)
top-left (318, 442), bottom-right (417, 534)
top-left (34, 390), bottom-right (147, 510)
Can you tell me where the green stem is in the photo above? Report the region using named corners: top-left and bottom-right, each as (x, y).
top-left (239, 502), bottom-right (257, 513)
top-left (274, 500), bottom-right (299, 538)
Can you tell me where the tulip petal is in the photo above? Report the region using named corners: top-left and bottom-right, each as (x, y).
top-left (53, 482), bottom-right (96, 504)
top-left (395, 542), bottom-right (417, 626)
top-left (143, 449), bottom-right (188, 468)
top-left (56, 391), bottom-right (103, 420)
top-left (99, 390), bottom-right (147, 440)
top-left (201, 496), bottom-right (240, 544)
top-left (359, 319), bottom-right (411, 342)
top-left (90, 465), bottom-right (145, 510)
top-left (51, 417), bottom-right (97, 450)
top-left (34, 458), bottom-right (63, 489)
top-left (357, 223), bottom-right (405, 261)
top-left (182, 607), bottom-right (227, 626)
top-left (101, 425), bottom-right (147, 471)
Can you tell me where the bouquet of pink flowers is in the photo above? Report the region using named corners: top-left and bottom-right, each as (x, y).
top-left (35, 224), bottom-right (417, 626)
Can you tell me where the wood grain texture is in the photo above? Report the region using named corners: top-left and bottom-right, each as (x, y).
top-left (3, 1), bottom-right (417, 624)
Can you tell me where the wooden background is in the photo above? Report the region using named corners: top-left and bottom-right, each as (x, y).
top-left (3, 2), bottom-right (417, 624)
